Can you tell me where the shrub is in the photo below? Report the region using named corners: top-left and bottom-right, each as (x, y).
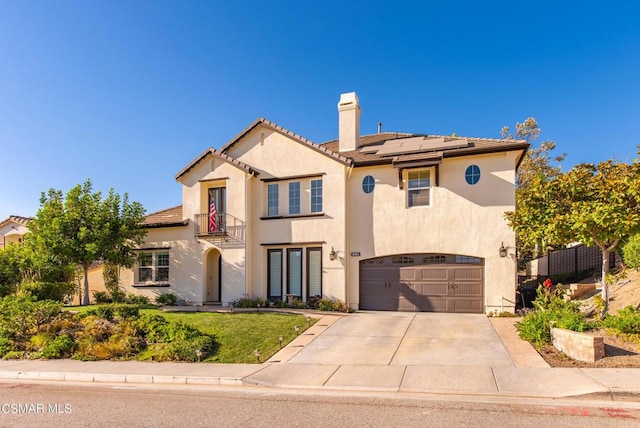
top-left (0, 295), bottom-right (62, 340)
top-left (93, 291), bottom-right (112, 304)
top-left (41, 334), bottom-right (76, 359)
top-left (126, 294), bottom-right (150, 305)
top-left (112, 304), bottom-right (140, 320)
top-left (0, 335), bottom-right (13, 357)
top-left (622, 234), bottom-right (640, 270)
top-left (84, 305), bottom-right (115, 321)
top-left (2, 351), bottom-right (25, 360)
top-left (516, 284), bottom-right (592, 349)
top-left (110, 290), bottom-right (127, 303)
top-left (78, 315), bottom-right (115, 342)
top-left (102, 263), bottom-right (120, 293)
top-left (134, 314), bottom-right (171, 343)
top-left (156, 293), bottom-right (177, 306)
top-left (18, 281), bottom-right (75, 302)
top-left (603, 306), bottom-right (640, 335)
top-left (162, 335), bottom-right (216, 362)
top-left (315, 298), bottom-right (354, 313)
top-left (232, 296), bottom-right (268, 308)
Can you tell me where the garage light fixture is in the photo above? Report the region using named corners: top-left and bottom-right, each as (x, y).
top-left (329, 247), bottom-right (337, 261)
top-left (499, 242), bottom-right (507, 258)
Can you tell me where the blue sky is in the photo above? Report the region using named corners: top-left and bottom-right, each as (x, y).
top-left (1, 1), bottom-right (639, 220)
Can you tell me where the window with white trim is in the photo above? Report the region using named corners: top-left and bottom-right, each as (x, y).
top-left (289, 181), bottom-right (300, 215)
top-left (137, 251), bottom-right (169, 283)
top-left (267, 183), bottom-right (279, 216)
top-left (407, 170), bottom-right (431, 207)
top-left (311, 179), bottom-right (323, 213)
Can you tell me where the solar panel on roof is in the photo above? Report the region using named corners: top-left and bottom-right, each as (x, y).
top-left (374, 136), bottom-right (469, 156)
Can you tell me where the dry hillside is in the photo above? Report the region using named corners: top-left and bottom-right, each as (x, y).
top-left (578, 269), bottom-right (640, 315)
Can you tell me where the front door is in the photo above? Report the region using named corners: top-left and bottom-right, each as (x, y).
top-left (206, 250), bottom-right (221, 302)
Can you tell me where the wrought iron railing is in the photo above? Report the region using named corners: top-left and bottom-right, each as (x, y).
top-left (194, 212), bottom-right (245, 243)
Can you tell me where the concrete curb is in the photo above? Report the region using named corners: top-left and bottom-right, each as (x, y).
top-left (0, 370), bottom-right (245, 386)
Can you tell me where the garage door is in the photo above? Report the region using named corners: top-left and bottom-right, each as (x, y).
top-left (359, 254), bottom-right (484, 313)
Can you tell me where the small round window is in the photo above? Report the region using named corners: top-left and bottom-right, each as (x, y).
top-left (362, 175), bottom-right (375, 194)
top-left (465, 165), bottom-right (481, 185)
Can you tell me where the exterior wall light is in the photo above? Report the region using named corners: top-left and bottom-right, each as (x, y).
top-left (499, 242), bottom-right (508, 258)
top-left (329, 247), bottom-right (337, 261)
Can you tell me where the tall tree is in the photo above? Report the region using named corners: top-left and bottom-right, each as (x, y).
top-left (505, 156), bottom-right (640, 315)
top-left (502, 118), bottom-right (566, 257)
top-left (28, 180), bottom-right (146, 305)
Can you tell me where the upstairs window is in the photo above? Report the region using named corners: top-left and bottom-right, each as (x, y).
top-left (267, 184), bottom-right (279, 216)
top-left (407, 170), bottom-right (431, 207)
top-left (311, 179), bottom-right (323, 213)
top-left (289, 182), bottom-right (300, 215)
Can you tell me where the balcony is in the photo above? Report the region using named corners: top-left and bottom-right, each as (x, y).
top-left (194, 212), bottom-right (245, 244)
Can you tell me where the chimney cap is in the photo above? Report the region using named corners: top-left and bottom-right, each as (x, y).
top-left (338, 92), bottom-right (360, 110)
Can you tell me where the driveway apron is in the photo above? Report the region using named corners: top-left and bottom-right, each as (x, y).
top-left (287, 312), bottom-right (514, 367)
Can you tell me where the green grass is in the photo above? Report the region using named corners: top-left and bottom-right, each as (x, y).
top-left (65, 305), bottom-right (316, 363)
top-left (154, 310), bottom-right (315, 363)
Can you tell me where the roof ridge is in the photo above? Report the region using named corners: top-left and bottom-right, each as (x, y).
top-left (424, 134), bottom-right (527, 143)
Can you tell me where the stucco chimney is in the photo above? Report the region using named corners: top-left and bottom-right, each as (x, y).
top-left (338, 92), bottom-right (360, 152)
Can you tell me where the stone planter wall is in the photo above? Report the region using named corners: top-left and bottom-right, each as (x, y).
top-left (551, 327), bottom-right (604, 363)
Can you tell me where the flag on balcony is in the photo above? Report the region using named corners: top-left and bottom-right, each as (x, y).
top-left (209, 197), bottom-right (217, 233)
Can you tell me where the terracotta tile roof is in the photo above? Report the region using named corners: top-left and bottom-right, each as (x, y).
top-left (143, 205), bottom-right (187, 228)
top-left (220, 117), bottom-right (352, 166)
top-left (320, 133), bottom-right (529, 166)
top-left (0, 215), bottom-right (33, 228)
top-left (175, 148), bottom-right (260, 181)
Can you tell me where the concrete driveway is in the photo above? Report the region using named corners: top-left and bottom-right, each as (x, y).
top-left (286, 312), bottom-right (514, 367)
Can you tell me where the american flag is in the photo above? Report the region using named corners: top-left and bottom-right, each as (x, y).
top-left (209, 197), bottom-right (217, 233)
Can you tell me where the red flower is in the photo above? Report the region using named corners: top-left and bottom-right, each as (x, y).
top-left (543, 279), bottom-right (553, 289)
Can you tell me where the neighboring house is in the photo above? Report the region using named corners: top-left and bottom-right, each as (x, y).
top-left (118, 92), bottom-right (528, 314)
top-left (0, 215), bottom-right (32, 249)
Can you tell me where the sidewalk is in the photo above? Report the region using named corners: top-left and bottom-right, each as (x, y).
top-left (0, 316), bottom-right (638, 401)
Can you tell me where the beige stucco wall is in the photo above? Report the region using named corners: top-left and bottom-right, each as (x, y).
top-left (73, 264), bottom-right (108, 305)
top-left (346, 151), bottom-right (520, 313)
top-left (227, 127), bottom-right (347, 302)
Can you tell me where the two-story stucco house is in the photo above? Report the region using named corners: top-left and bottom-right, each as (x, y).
top-left (119, 93), bottom-right (528, 314)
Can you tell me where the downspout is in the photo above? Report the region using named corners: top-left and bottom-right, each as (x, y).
top-left (244, 171), bottom-right (254, 299)
top-left (345, 165), bottom-right (353, 308)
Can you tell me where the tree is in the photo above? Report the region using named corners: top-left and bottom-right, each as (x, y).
top-left (505, 156), bottom-right (640, 315)
top-left (502, 117), bottom-right (566, 188)
top-left (502, 118), bottom-right (566, 258)
top-left (0, 242), bottom-right (74, 299)
top-left (28, 179), bottom-right (147, 305)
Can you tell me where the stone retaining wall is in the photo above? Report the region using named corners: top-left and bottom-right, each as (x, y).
top-left (551, 327), bottom-right (604, 362)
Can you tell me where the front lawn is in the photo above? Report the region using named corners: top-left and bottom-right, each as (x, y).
top-left (154, 310), bottom-right (314, 363)
top-left (1, 298), bottom-right (314, 363)
top-left (66, 305), bottom-right (314, 363)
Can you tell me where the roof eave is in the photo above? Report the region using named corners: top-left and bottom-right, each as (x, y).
top-left (143, 220), bottom-right (189, 229)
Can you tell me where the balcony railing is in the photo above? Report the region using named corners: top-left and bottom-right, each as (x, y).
top-left (194, 212), bottom-right (245, 244)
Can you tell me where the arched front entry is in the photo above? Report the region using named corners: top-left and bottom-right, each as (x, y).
top-left (205, 249), bottom-right (222, 303)
top-left (359, 253), bottom-right (484, 313)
